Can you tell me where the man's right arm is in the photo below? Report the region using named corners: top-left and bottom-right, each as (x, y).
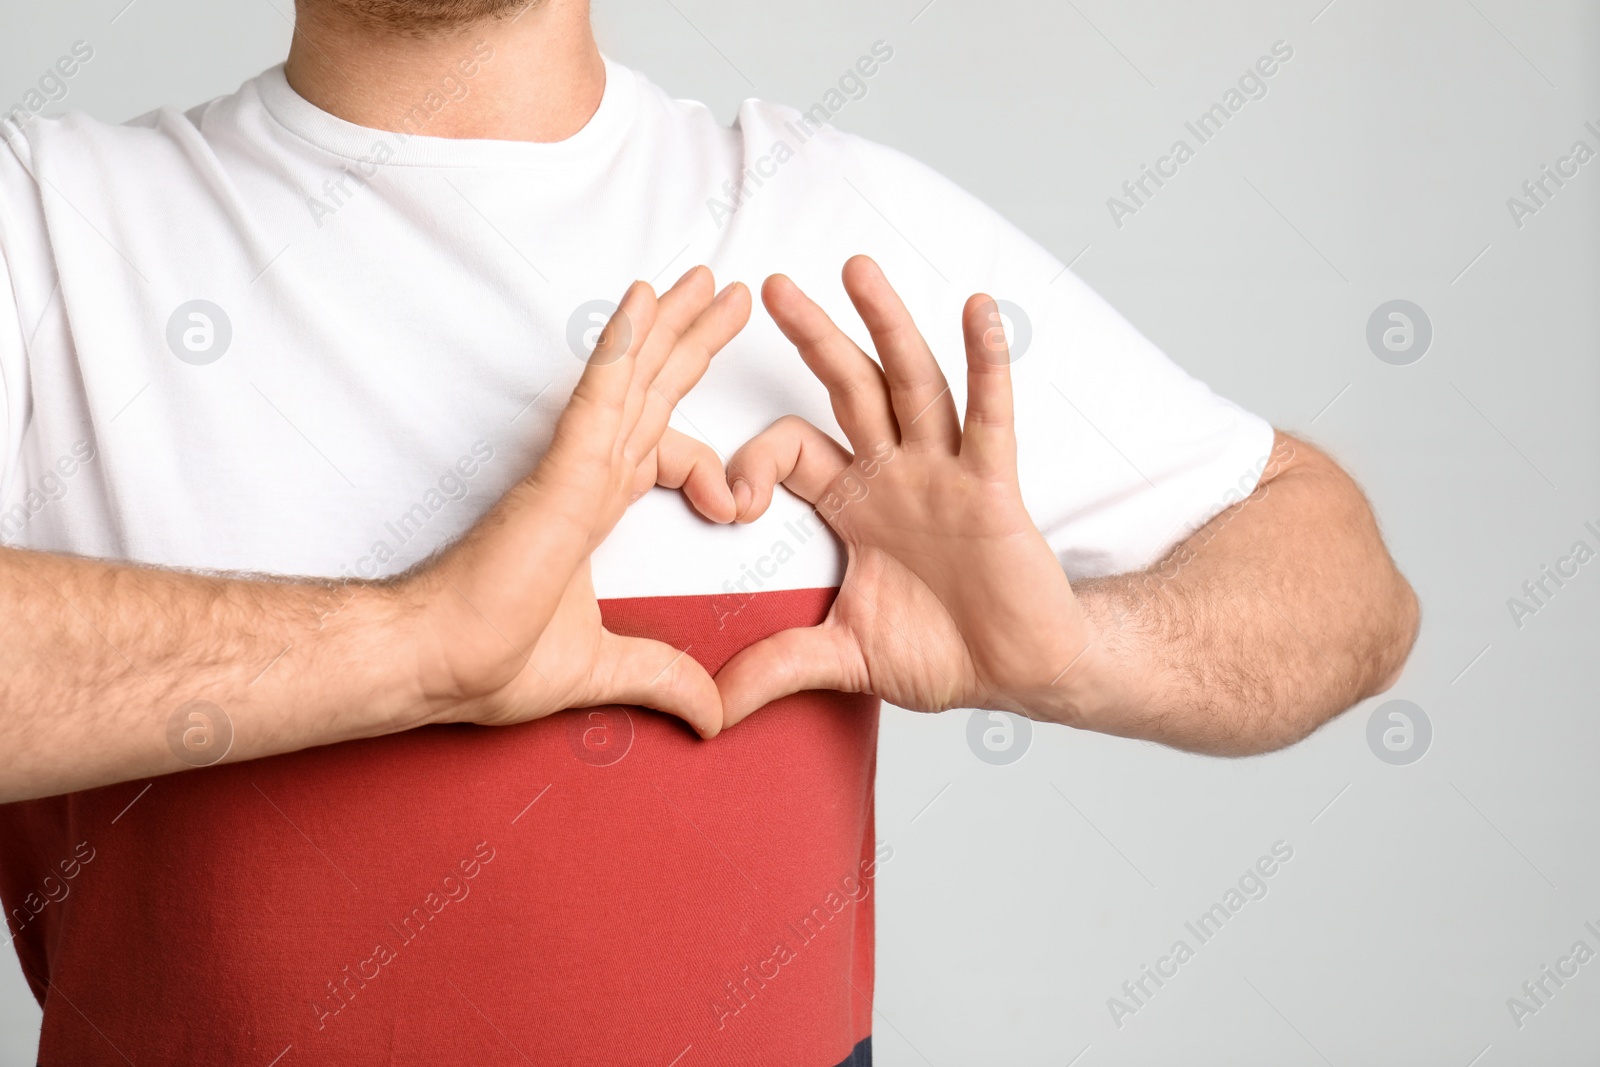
top-left (0, 267), bottom-right (751, 803)
top-left (0, 547), bottom-right (433, 800)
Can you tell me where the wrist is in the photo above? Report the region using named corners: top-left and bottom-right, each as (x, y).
top-left (1009, 634), bottom-right (1126, 729)
top-left (301, 573), bottom-right (458, 733)
top-left (1011, 595), bottom-right (1163, 738)
top-left (389, 567), bottom-right (487, 727)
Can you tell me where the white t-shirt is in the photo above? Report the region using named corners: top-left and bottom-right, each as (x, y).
top-left (0, 55), bottom-right (1272, 591)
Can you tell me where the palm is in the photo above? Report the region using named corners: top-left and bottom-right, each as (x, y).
top-left (828, 543), bottom-right (977, 712)
top-left (464, 564), bottom-right (614, 725)
top-left (830, 488), bottom-right (1083, 714)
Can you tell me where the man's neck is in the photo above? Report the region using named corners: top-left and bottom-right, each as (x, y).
top-left (283, 0), bottom-right (604, 142)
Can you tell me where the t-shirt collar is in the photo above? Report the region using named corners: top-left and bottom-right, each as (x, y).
top-left (253, 52), bottom-right (637, 170)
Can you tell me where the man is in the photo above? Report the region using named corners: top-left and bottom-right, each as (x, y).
top-left (0, 0), bottom-right (1417, 1063)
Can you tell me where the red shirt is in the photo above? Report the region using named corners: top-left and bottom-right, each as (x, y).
top-left (1, 587), bottom-right (880, 1066)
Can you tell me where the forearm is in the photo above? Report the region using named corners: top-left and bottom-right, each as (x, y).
top-left (1052, 432), bottom-right (1419, 755)
top-left (0, 547), bottom-right (430, 802)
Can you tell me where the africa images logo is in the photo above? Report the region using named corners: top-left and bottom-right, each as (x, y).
top-left (1366, 699), bottom-right (1430, 766)
top-left (166, 300), bottom-right (233, 365)
top-left (966, 709), bottom-right (1032, 766)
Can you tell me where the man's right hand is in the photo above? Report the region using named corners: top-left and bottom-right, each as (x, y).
top-left (408, 266), bottom-right (749, 738)
top-left (0, 266), bottom-right (748, 802)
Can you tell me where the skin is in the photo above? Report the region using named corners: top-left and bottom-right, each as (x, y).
top-left (0, 0), bottom-right (1418, 801)
top-left (285, 0), bottom-right (601, 144)
top-left (718, 258), bottom-right (1418, 755)
top-left (0, 269), bottom-right (751, 802)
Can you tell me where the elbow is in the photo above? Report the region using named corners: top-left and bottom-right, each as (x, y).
top-left (1370, 568), bottom-right (1421, 697)
top-left (1281, 570), bottom-right (1420, 755)
top-left (1280, 433), bottom-right (1422, 726)
top-left (1222, 569), bottom-right (1420, 760)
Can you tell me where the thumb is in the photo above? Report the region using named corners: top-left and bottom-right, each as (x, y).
top-left (593, 631), bottom-right (724, 739)
top-left (716, 622), bottom-right (862, 729)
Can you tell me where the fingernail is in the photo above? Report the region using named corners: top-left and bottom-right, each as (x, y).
top-left (714, 281), bottom-right (740, 304)
top-left (731, 478), bottom-right (753, 518)
top-left (675, 265), bottom-right (700, 288)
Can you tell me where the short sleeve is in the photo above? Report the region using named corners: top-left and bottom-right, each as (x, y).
top-left (990, 215), bottom-right (1277, 578)
top-left (0, 124), bottom-right (40, 500)
top-left (845, 139), bottom-right (1276, 580)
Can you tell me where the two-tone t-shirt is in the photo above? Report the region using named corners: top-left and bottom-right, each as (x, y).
top-left (0, 53), bottom-right (1272, 1065)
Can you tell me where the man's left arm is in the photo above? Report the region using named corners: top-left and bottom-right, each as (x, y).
top-left (1066, 430), bottom-right (1419, 755)
top-left (714, 257), bottom-right (1419, 754)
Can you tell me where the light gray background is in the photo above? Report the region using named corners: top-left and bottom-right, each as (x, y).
top-left (3, 0), bottom-right (1597, 1063)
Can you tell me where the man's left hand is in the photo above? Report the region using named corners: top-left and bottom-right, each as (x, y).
top-left (715, 256), bottom-right (1114, 729)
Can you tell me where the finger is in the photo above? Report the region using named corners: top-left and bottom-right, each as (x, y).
top-left (643, 265), bottom-right (717, 379)
top-left (597, 631), bottom-right (724, 739)
top-left (649, 280), bottom-right (750, 409)
top-left (960, 293), bottom-right (1018, 475)
top-left (525, 279), bottom-right (657, 540)
top-left (716, 623), bottom-right (863, 729)
top-left (724, 415), bottom-right (852, 523)
top-left (762, 273), bottom-right (898, 453)
top-left (625, 281), bottom-right (751, 462)
top-left (570, 280), bottom-right (657, 420)
top-left (553, 280), bottom-right (658, 478)
top-left (619, 266), bottom-right (715, 444)
top-left (654, 427), bottom-right (736, 523)
top-left (841, 255), bottom-right (958, 449)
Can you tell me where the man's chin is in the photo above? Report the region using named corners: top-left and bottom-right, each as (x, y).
top-left (302, 0), bottom-right (543, 36)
